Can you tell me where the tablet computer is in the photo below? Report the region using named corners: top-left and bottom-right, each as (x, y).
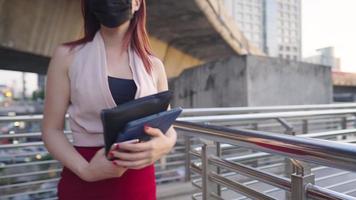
top-left (116, 107), bottom-right (183, 142)
top-left (101, 90), bottom-right (173, 156)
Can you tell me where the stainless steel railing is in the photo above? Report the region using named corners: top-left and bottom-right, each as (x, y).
top-left (173, 119), bottom-right (356, 200)
top-left (1, 103), bottom-right (356, 199)
top-left (181, 103), bottom-right (356, 116)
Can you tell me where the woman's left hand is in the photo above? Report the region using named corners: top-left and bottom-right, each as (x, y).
top-left (110, 125), bottom-right (176, 169)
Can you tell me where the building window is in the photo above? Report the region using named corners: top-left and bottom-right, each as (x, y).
top-left (255, 7), bottom-right (261, 13)
top-left (253, 33), bottom-right (259, 40)
top-left (279, 45), bottom-right (284, 51)
top-left (254, 15), bottom-right (260, 22)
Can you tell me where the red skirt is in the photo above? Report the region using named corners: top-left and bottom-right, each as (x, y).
top-left (57, 146), bottom-right (156, 200)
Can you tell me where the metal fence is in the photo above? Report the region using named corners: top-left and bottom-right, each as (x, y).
top-left (1, 103), bottom-right (356, 199)
top-left (174, 111), bottom-right (356, 199)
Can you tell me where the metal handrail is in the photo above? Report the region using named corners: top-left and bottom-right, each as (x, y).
top-left (306, 184), bottom-right (356, 200)
top-left (174, 120), bottom-right (356, 199)
top-left (173, 120), bottom-right (356, 172)
top-left (2, 104), bottom-right (356, 199)
top-left (181, 103), bottom-right (356, 116)
top-left (209, 156), bottom-right (291, 191)
top-left (1, 104), bottom-right (356, 122)
top-left (178, 109), bottom-right (356, 122)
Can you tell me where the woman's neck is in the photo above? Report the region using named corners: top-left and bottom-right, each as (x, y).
top-left (99, 21), bottom-right (130, 53)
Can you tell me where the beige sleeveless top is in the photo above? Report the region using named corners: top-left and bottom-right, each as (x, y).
top-left (67, 30), bottom-right (158, 146)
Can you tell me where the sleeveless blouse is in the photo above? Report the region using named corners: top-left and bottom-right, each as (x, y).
top-left (57, 30), bottom-right (158, 199)
top-left (66, 30), bottom-right (158, 146)
top-left (57, 76), bottom-right (156, 200)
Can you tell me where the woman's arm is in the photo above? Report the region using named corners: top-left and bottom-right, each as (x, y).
top-left (41, 45), bottom-right (89, 180)
top-left (153, 57), bottom-right (177, 149)
top-left (42, 45), bottom-right (129, 182)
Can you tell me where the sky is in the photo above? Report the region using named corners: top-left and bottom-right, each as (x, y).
top-left (0, 0), bottom-right (356, 97)
top-left (302, 0), bottom-right (356, 72)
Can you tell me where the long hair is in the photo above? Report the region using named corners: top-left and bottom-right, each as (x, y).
top-left (63, 0), bottom-right (154, 74)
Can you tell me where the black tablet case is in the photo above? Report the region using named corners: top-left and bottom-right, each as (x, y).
top-left (100, 90), bottom-right (173, 156)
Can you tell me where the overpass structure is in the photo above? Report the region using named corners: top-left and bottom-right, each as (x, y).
top-left (0, 0), bottom-right (262, 78)
top-left (332, 71), bottom-right (356, 102)
top-left (1, 0), bottom-right (354, 99)
top-left (333, 71), bottom-right (356, 87)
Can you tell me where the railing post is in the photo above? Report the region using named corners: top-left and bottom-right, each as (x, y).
top-left (216, 142), bottom-right (222, 197)
top-left (341, 116), bottom-right (348, 129)
top-left (201, 139), bottom-right (219, 200)
top-left (276, 118), bottom-right (295, 135)
top-left (252, 123), bottom-right (258, 130)
top-left (277, 118), bottom-right (299, 200)
top-left (278, 117), bottom-right (296, 178)
top-left (290, 159), bottom-right (315, 200)
top-left (184, 135), bottom-right (191, 182)
top-left (159, 155), bottom-right (167, 170)
top-left (302, 119), bottom-right (308, 134)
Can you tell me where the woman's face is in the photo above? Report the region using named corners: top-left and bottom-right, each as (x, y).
top-left (89, 0), bottom-right (141, 28)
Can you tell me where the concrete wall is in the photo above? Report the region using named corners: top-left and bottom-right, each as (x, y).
top-left (169, 55), bottom-right (332, 108)
top-left (169, 56), bottom-right (248, 108)
top-left (246, 56), bottom-right (333, 106)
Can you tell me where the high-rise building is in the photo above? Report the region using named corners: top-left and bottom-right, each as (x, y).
top-left (304, 47), bottom-right (341, 71)
top-left (224, 0), bottom-right (302, 61)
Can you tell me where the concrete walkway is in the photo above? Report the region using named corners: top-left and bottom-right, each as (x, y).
top-left (157, 181), bottom-right (199, 200)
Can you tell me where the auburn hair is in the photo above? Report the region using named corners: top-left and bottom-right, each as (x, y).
top-left (63, 0), bottom-right (154, 75)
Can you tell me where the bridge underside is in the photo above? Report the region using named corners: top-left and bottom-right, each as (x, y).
top-left (0, 0), bottom-right (261, 77)
top-left (0, 46), bottom-right (49, 74)
top-left (147, 0), bottom-right (260, 61)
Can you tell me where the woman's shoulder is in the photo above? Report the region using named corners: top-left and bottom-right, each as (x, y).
top-left (51, 45), bottom-right (75, 70)
top-left (149, 55), bottom-right (165, 76)
top-left (50, 44), bottom-right (83, 76)
top-left (148, 55), bottom-right (168, 91)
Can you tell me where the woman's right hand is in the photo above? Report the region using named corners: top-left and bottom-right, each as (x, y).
top-left (80, 146), bottom-right (127, 182)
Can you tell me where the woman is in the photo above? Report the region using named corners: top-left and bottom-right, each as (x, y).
top-left (41, 0), bottom-right (177, 199)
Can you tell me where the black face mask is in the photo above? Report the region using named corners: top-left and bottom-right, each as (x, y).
top-left (88, 0), bottom-right (133, 28)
